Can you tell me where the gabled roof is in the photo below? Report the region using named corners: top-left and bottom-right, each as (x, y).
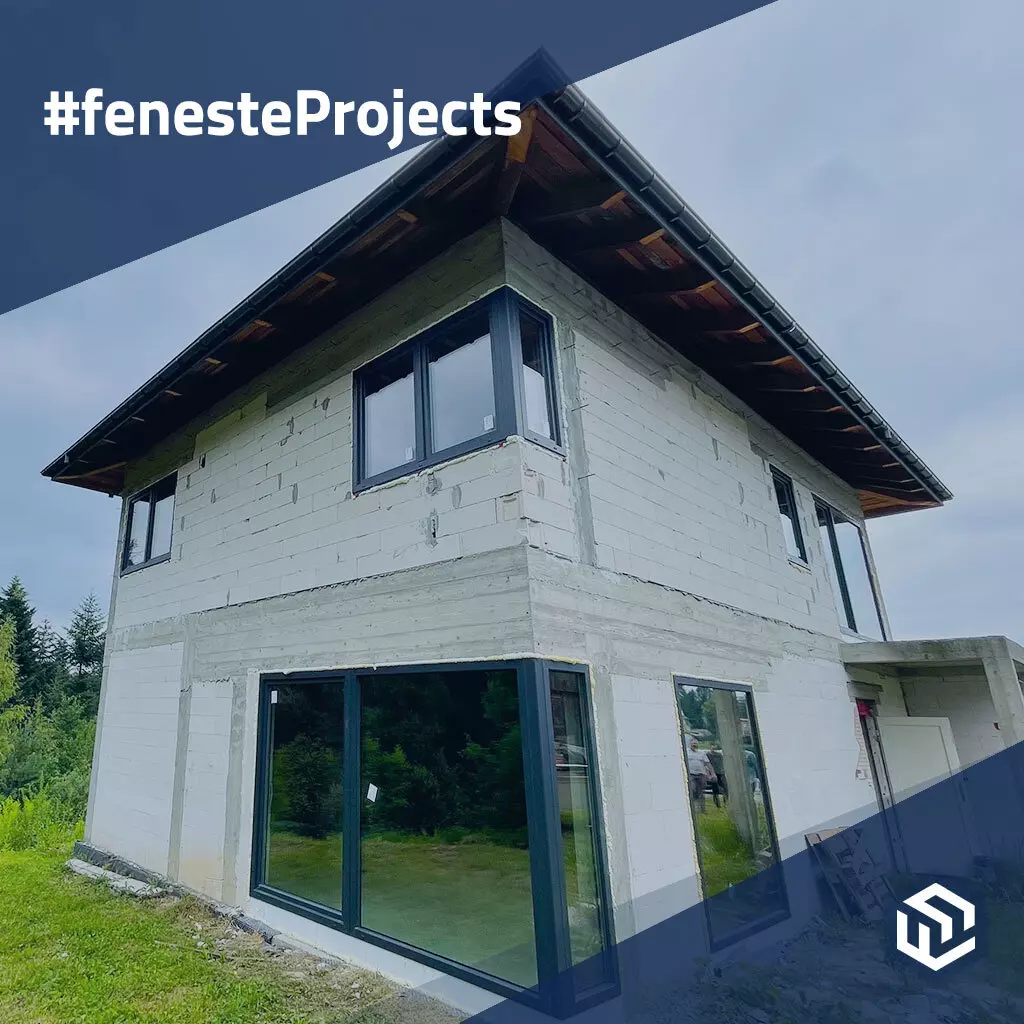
top-left (42, 56), bottom-right (951, 516)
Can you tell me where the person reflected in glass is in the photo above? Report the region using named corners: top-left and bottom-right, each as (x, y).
top-left (686, 737), bottom-right (714, 813)
top-left (707, 746), bottom-right (727, 808)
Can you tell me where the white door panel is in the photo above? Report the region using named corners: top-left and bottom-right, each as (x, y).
top-left (877, 716), bottom-right (960, 798)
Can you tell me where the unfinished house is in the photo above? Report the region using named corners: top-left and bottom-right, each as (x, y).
top-left (43, 69), bottom-right (1024, 1015)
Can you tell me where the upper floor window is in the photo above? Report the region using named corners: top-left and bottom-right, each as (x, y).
top-left (353, 289), bottom-right (560, 491)
top-left (122, 473), bottom-right (176, 573)
top-left (770, 468), bottom-right (806, 563)
top-left (815, 500), bottom-right (885, 639)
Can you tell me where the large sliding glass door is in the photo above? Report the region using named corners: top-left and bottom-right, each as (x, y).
top-left (359, 668), bottom-right (537, 986)
top-left (250, 660), bottom-right (615, 1013)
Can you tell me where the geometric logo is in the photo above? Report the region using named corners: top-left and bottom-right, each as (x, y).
top-left (895, 882), bottom-right (977, 971)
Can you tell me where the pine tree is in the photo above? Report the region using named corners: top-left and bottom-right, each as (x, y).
top-left (0, 619), bottom-right (15, 708)
top-left (0, 578), bottom-right (42, 706)
top-left (67, 595), bottom-right (104, 677)
top-left (37, 619), bottom-right (70, 711)
top-left (65, 594), bottom-right (105, 716)
top-left (0, 618), bottom-right (26, 764)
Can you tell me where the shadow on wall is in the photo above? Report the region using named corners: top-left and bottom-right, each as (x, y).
top-left (440, 738), bottom-right (1024, 1022)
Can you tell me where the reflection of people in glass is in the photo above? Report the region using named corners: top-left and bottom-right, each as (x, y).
top-left (707, 747), bottom-right (727, 807)
top-left (686, 737), bottom-right (714, 812)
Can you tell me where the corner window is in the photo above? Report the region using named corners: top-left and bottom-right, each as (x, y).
top-left (519, 308), bottom-right (556, 441)
top-left (675, 676), bottom-right (787, 947)
top-left (353, 289), bottom-right (560, 491)
top-left (816, 501), bottom-right (886, 639)
top-left (426, 312), bottom-right (496, 453)
top-left (122, 474), bottom-right (176, 572)
top-left (252, 660), bottom-right (614, 1012)
top-left (550, 671), bottom-right (608, 974)
top-left (770, 468), bottom-right (806, 562)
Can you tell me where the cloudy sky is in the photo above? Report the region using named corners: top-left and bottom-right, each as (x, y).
top-left (1, 0), bottom-right (1020, 640)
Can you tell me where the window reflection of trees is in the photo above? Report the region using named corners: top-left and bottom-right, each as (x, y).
top-left (265, 683), bottom-right (345, 910)
top-left (360, 669), bottom-right (537, 986)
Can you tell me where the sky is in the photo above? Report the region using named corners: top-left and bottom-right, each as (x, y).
top-left (0, 0), bottom-right (1020, 640)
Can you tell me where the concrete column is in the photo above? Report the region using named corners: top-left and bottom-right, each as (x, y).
top-left (714, 690), bottom-right (757, 847)
top-left (980, 637), bottom-right (1024, 747)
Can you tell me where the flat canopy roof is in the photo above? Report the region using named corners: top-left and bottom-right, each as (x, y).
top-left (42, 63), bottom-right (951, 517)
top-left (842, 637), bottom-right (1024, 670)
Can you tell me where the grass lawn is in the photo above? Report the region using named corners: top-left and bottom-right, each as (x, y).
top-left (0, 847), bottom-right (450, 1024)
top-left (694, 802), bottom-right (761, 897)
top-left (266, 830), bottom-right (538, 987)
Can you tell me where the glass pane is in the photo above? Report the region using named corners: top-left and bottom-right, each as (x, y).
top-left (428, 320), bottom-right (495, 453)
top-left (816, 504), bottom-right (851, 630)
top-left (520, 314), bottom-right (553, 439)
top-left (124, 496), bottom-right (150, 566)
top-left (150, 492), bottom-right (175, 560)
top-left (550, 671), bottom-right (606, 968)
top-left (360, 669), bottom-right (537, 986)
top-left (773, 475), bottom-right (805, 561)
top-left (676, 681), bottom-right (786, 943)
top-left (363, 352), bottom-right (416, 479)
top-left (833, 517), bottom-right (884, 639)
top-left (264, 683), bottom-right (344, 910)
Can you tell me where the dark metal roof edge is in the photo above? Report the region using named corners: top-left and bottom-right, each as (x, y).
top-left (539, 85), bottom-right (953, 506)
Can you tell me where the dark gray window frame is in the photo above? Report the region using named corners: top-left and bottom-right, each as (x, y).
top-left (673, 674), bottom-right (789, 950)
top-left (814, 499), bottom-right (887, 639)
top-left (120, 472), bottom-right (177, 575)
top-left (352, 288), bottom-right (562, 493)
top-left (250, 659), bottom-right (616, 1016)
top-left (770, 467), bottom-right (807, 564)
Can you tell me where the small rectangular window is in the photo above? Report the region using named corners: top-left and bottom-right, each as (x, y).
top-left (122, 473), bottom-right (176, 572)
top-left (770, 468), bottom-right (806, 562)
top-left (124, 494), bottom-right (151, 568)
top-left (675, 677), bottom-right (787, 947)
top-left (816, 501), bottom-right (885, 639)
top-left (149, 476), bottom-right (176, 560)
top-left (352, 289), bottom-right (560, 491)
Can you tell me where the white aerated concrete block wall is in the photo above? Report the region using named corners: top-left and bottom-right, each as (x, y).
top-left (111, 225), bottom-right (531, 631)
top-left (88, 642), bottom-right (184, 874)
top-left (610, 674), bottom-right (695, 931)
top-left (902, 668), bottom-right (1002, 766)
top-left (503, 220), bottom-right (878, 640)
top-left (90, 221), bottom-right (895, 956)
top-left (178, 678), bottom-right (233, 898)
top-left (505, 222), bottom-right (885, 934)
